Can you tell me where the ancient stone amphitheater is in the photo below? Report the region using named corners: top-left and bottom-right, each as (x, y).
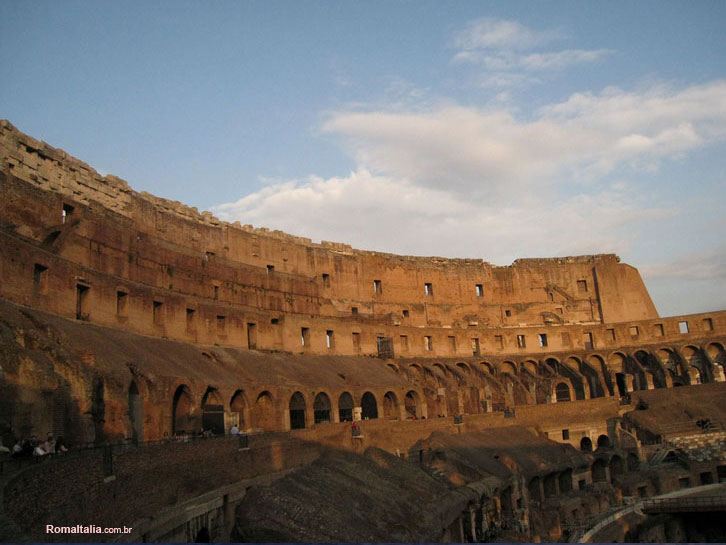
top-left (1, 120), bottom-right (725, 542)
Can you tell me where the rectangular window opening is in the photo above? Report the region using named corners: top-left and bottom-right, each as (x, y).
top-left (213, 285), bottom-right (219, 300)
top-left (301, 327), bottom-right (309, 347)
top-left (562, 429), bottom-right (570, 440)
top-left (424, 336), bottom-right (432, 351)
top-left (495, 335), bottom-right (504, 349)
top-left (577, 280), bottom-right (588, 292)
top-left (186, 308), bottom-right (196, 331)
top-left (517, 334), bottom-right (526, 349)
top-left (351, 306), bottom-right (358, 315)
top-left (505, 309), bottom-right (511, 317)
top-left (629, 325), bottom-right (639, 338)
top-left (326, 330), bottom-right (334, 349)
top-left (76, 284), bottom-right (89, 320)
top-left (607, 328), bottom-right (616, 342)
top-left (561, 332), bottom-right (571, 346)
top-left (402, 309), bottom-right (409, 318)
top-left (217, 315), bottom-right (226, 334)
top-left (62, 203), bottom-right (74, 224)
top-left (247, 322), bottom-right (257, 349)
top-left (400, 334), bottom-right (409, 351)
top-left (116, 290), bottom-right (128, 316)
top-left (352, 332), bottom-right (361, 352)
top-left (475, 284), bottom-right (483, 297)
top-left (538, 333), bottom-right (548, 347)
top-left (654, 323), bottom-right (664, 337)
top-left (33, 264), bottom-right (48, 294)
top-left (448, 335), bottom-right (456, 353)
top-left (583, 332), bottom-right (594, 350)
top-left (704, 318), bottom-right (714, 331)
top-left (322, 273), bottom-right (330, 287)
top-left (472, 337), bottom-right (480, 357)
top-left (266, 264), bottom-right (274, 275)
top-left (679, 321), bottom-right (689, 334)
top-left (373, 280), bottom-right (382, 294)
top-left (271, 318), bottom-right (279, 324)
top-left (153, 301), bottom-right (163, 325)
top-left (424, 283), bottom-right (433, 296)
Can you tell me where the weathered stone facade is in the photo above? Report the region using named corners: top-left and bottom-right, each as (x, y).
top-left (1, 120), bottom-right (726, 542)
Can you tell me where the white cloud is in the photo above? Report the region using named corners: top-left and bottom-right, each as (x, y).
top-left (641, 249), bottom-right (726, 281)
top-left (454, 18), bottom-right (560, 52)
top-left (451, 18), bottom-right (613, 87)
top-left (320, 81), bottom-right (726, 194)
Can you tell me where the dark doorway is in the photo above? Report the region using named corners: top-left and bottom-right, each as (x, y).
top-left (361, 392), bottom-right (378, 419)
top-left (128, 381), bottom-right (143, 444)
top-left (338, 392), bottom-right (353, 422)
top-left (289, 392), bottom-right (306, 429)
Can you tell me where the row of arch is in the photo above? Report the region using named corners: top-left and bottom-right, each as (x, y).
top-left (168, 385), bottom-right (431, 435)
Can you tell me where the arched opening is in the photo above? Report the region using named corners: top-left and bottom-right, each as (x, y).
top-left (128, 381), bottom-right (143, 444)
top-left (688, 365), bottom-right (703, 385)
top-left (559, 469), bottom-right (573, 493)
top-left (386, 363), bottom-right (399, 374)
top-left (615, 373), bottom-right (628, 397)
top-left (201, 387), bottom-right (224, 435)
top-left (543, 473), bottom-right (557, 498)
top-left (383, 391), bottom-right (399, 420)
top-left (313, 392), bottom-right (331, 424)
top-left (252, 391), bottom-right (276, 431)
top-left (405, 390), bottom-right (420, 419)
top-left (500, 361), bottom-right (517, 376)
top-left (528, 477), bottom-right (542, 504)
top-left (194, 527), bottom-right (210, 543)
top-left (172, 385), bottom-right (194, 436)
top-left (609, 455), bottom-right (624, 482)
top-left (424, 387), bottom-right (444, 418)
top-left (555, 382), bottom-right (571, 402)
top-left (596, 434), bottom-right (611, 449)
top-left (456, 362), bottom-right (471, 375)
top-left (592, 459), bottom-right (607, 482)
top-left (580, 437), bottom-right (593, 452)
top-left (230, 390), bottom-right (246, 430)
top-left (91, 377), bottom-right (105, 445)
top-left (361, 392), bottom-right (378, 420)
top-left (338, 392), bottom-right (354, 422)
top-left (627, 452), bottom-right (640, 472)
top-left (480, 361), bottom-right (494, 375)
top-left (634, 350), bottom-right (667, 388)
top-left (289, 392), bottom-right (306, 429)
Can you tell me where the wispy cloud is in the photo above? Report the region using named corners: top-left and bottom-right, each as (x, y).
top-left (451, 18), bottom-right (612, 87)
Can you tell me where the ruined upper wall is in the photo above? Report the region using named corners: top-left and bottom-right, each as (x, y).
top-left (0, 119), bottom-right (660, 343)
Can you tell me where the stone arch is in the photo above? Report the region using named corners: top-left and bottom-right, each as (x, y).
top-left (555, 382), bottom-right (572, 402)
top-left (432, 362), bottom-right (449, 378)
top-left (405, 390), bottom-right (423, 419)
top-left (609, 454), bottom-right (624, 482)
top-left (313, 392), bottom-right (331, 424)
top-left (592, 458), bottom-right (607, 482)
top-left (681, 345), bottom-right (712, 384)
top-left (596, 434), bottom-right (611, 449)
top-left (627, 452), bottom-right (640, 472)
top-left (383, 391), bottom-right (400, 420)
top-left (528, 476), bottom-right (542, 504)
top-left (559, 469), bottom-right (573, 493)
top-left (480, 361), bottom-right (494, 375)
top-left (633, 350), bottom-right (667, 389)
top-left (520, 360), bottom-right (538, 377)
top-left (560, 357), bottom-right (587, 399)
top-left (91, 376), bottom-right (105, 444)
top-left (201, 387), bottom-right (224, 435)
top-left (289, 391), bottom-right (307, 430)
top-left (361, 391), bottom-right (378, 420)
top-left (577, 356), bottom-right (606, 398)
top-left (543, 357), bottom-right (560, 376)
top-left (128, 380), bottom-right (143, 444)
top-left (589, 354), bottom-right (614, 396)
top-left (386, 363), bottom-right (400, 374)
top-left (456, 362), bottom-right (472, 375)
top-left (172, 384), bottom-right (195, 435)
top-left (580, 436), bottom-right (593, 452)
top-left (251, 390), bottom-right (276, 431)
top-left (707, 342), bottom-right (726, 380)
top-left (408, 363), bottom-right (424, 380)
top-left (230, 389), bottom-right (248, 429)
top-left (543, 473), bottom-right (557, 498)
top-left (338, 391), bottom-right (354, 422)
top-left (423, 386), bottom-right (444, 418)
top-left (499, 360), bottom-right (517, 376)
top-left (657, 347), bottom-right (685, 384)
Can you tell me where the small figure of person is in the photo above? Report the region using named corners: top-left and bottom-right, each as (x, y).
top-left (230, 424), bottom-right (240, 436)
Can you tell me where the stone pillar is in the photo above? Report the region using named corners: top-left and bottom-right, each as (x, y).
top-left (331, 405), bottom-right (340, 423)
top-left (283, 408), bottom-right (291, 431)
top-left (469, 508), bottom-right (477, 542)
top-left (713, 366), bottom-right (725, 382)
top-left (645, 374), bottom-right (655, 390)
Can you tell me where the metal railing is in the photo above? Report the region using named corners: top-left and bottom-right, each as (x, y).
top-left (642, 495), bottom-right (726, 513)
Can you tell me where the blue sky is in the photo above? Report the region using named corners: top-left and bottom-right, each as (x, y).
top-left (2, 1), bottom-right (725, 317)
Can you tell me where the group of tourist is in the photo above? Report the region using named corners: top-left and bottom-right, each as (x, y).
top-left (3, 434), bottom-right (68, 459)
